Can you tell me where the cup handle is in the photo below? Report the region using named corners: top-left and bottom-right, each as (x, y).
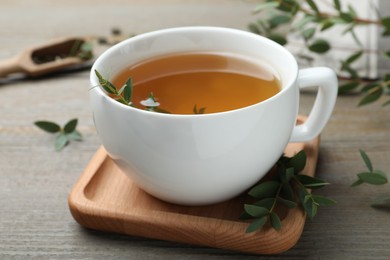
top-left (290, 67), bottom-right (338, 143)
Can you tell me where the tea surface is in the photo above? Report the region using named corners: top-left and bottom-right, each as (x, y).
top-left (112, 52), bottom-right (281, 114)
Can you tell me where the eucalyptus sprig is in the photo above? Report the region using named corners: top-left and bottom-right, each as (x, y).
top-left (34, 118), bottom-right (82, 151)
top-left (352, 150), bottom-right (389, 208)
top-left (249, 0), bottom-right (390, 106)
top-left (95, 70), bottom-right (133, 106)
top-left (193, 105), bottom-right (206, 114)
top-left (242, 150), bottom-right (335, 233)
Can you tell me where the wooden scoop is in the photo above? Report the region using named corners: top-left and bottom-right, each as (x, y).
top-left (0, 37), bottom-right (92, 78)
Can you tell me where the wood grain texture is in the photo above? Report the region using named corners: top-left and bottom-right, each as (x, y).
top-left (1, 0), bottom-right (390, 259)
top-left (68, 131), bottom-right (319, 255)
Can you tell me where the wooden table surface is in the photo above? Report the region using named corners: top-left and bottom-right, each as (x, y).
top-left (1, 1), bottom-right (389, 259)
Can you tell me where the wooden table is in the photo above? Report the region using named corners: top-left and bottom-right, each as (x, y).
top-left (1, 1), bottom-right (389, 258)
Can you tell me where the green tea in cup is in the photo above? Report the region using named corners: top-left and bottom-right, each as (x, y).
top-left (111, 52), bottom-right (281, 114)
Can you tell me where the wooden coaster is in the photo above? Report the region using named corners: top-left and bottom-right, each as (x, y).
top-left (69, 117), bottom-right (320, 255)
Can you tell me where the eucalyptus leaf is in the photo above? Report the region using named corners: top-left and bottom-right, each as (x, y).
top-left (270, 212), bottom-right (282, 231)
top-left (34, 121), bottom-right (61, 133)
top-left (248, 181), bottom-right (280, 199)
top-left (253, 198), bottom-right (276, 210)
top-left (312, 195), bottom-right (337, 206)
top-left (340, 12), bottom-right (354, 23)
top-left (277, 197), bottom-right (297, 208)
top-left (55, 134), bottom-right (69, 151)
top-left (252, 2), bottom-right (279, 14)
top-left (244, 204), bottom-right (270, 218)
top-left (357, 172), bottom-right (388, 185)
top-left (358, 87), bottom-right (383, 106)
top-left (245, 216), bottom-right (267, 233)
top-left (380, 17), bottom-right (390, 36)
top-left (383, 100), bottom-right (390, 107)
top-left (295, 175), bottom-right (330, 189)
top-left (333, 0), bottom-right (341, 11)
top-left (277, 0), bottom-right (299, 13)
top-left (385, 50), bottom-right (390, 59)
top-left (281, 182), bottom-right (295, 201)
top-left (66, 130), bottom-right (83, 141)
top-left (302, 27), bottom-right (316, 40)
top-left (359, 149), bottom-right (373, 172)
top-left (346, 51), bottom-right (363, 64)
top-left (280, 167), bottom-right (294, 183)
top-left (64, 118), bottom-right (78, 134)
top-left (268, 14), bottom-right (291, 28)
top-left (287, 150), bottom-right (306, 173)
top-left (321, 20), bottom-right (335, 31)
top-left (338, 81), bottom-right (360, 94)
top-left (248, 23), bottom-right (261, 34)
top-left (95, 70), bottom-right (117, 94)
top-left (293, 15), bottom-right (317, 29)
top-left (124, 77), bottom-right (133, 103)
top-left (268, 33), bottom-right (287, 45)
top-left (351, 178), bottom-right (364, 187)
top-left (308, 39), bottom-right (331, 54)
top-left (306, 0), bottom-right (320, 14)
top-left (304, 200), bottom-right (318, 220)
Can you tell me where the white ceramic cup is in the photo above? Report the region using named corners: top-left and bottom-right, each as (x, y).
top-left (90, 27), bottom-right (337, 205)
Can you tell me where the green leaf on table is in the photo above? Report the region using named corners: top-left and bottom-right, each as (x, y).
top-left (293, 15), bottom-right (317, 29)
top-left (346, 51), bottom-right (363, 64)
top-left (252, 2), bottom-right (279, 14)
top-left (64, 118), bottom-right (78, 134)
top-left (306, 0), bottom-right (320, 15)
top-left (308, 39), bottom-right (330, 54)
top-left (268, 14), bottom-right (292, 28)
top-left (248, 181), bottom-right (280, 199)
top-left (381, 17), bottom-right (390, 36)
top-left (302, 27), bottom-right (316, 40)
top-left (358, 87), bottom-right (383, 106)
top-left (339, 12), bottom-right (354, 23)
top-left (34, 121), bottom-right (61, 133)
top-left (312, 195), bottom-right (337, 206)
top-left (305, 201), bottom-right (318, 220)
top-left (277, 0), bottom-right (299, 13)
top-left (281, 182), bottom-right (295, 201)
top-left (351, 178), bottom-right (364, 187)
top-left (55, 134), bottom-right (69, 151)
top-left (320, 19), bottom-right (335, 31)
top-left (385, 50), bottom-right (390, 59)
top-left (268, 33), bottom-right (287, 45)
top-left (338, 81), bottom-right (360, 94)
top-left (357, 172), bottom-right (388, 185)
top-left (359, 149), bottom-right (373, 172)
top-left (66, 130), bottom-right (83, 141)
top-left (333, 0), bottom-right (341, 11)
top-left (248, 23), bottom-right (261, 34)
top-left (383, 99), bottom-right (390, 107)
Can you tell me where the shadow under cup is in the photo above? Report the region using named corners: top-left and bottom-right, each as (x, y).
top-left (89, 27), bottom-right (302, 205)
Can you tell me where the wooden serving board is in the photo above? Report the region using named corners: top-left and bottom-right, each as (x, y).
top-left (68, 117), bottom-right (320, 255)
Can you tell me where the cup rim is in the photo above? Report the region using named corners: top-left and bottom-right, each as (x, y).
top-left (90, 26), bottom-right (298, 117)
